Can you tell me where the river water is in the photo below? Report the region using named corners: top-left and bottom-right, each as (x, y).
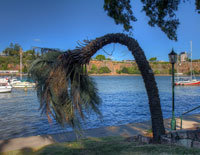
top-left (0, 76), bottom-right (200, 140)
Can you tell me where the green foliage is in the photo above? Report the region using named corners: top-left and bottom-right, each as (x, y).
top-left (121, 67), bottom-right (128, 73)
top-left (141, 1), bottom-right (180, 40)
top-left (0, 56), bottom-right (19, 70)
top-left (95, 55), bottom-right (106, 61)
top-left (120, 66), bottom-right (140, 74)
top-left (169, 68), bottom-right (177, 74)
top-left (196, 0), bottom-right (200, 13)
top-left (98, 66), bottom-right (111, 74)
top-left (104, 1), bottom-right (200, 40)
top-left (104, 0), bottom-right (136, 33)
top-left (116, 69), bottom-right (121, 74)
top-left (23, 65), bottom-right (28, 73)
top-left (149, 57), bottom-right (157, 62)
top-left (0, 44), bottom-right (39, 71)
top-left (3, 43), bottom-right (21, 56)
top-left (1, 63), bottom-right (8, 70)
top-left (186, 70), bottom-right (200, 75)
top-left (193, 70), bottom-right (200, 74)
top-left (154, 70), bottom-right (160, 74)
top-left (88, 64), bottom-right (98, 74)
top-left (158, 61), bottom-right (170, 64)
top-left (192, 59), bottom-right (200, 62)
top-left (91, 64), bottom-right (98, 72)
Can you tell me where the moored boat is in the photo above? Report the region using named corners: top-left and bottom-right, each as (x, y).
top-left (12, 81), bottom-right (35, 88)
top-left (0, 82), bottom-right (12, 93)
top-left (175, 78), bottom-right (200, 86)
top-left (175, 41), bottom-right (200, 86)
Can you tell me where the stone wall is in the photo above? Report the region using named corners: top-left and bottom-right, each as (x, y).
top-left (161, 129), bottom-right (200, 148)
top-left (87, 60), bottom-right (200, 75)
top-left (126, 129), bottom-right (200, 148)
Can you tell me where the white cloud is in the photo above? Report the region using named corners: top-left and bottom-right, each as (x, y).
top-left (33, 39), bottom-right (41, 42)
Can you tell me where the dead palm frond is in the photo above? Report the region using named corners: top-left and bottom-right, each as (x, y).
top-left (29, 50), bottom-right (101, 130)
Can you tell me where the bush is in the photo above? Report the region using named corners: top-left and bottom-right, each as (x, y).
top-left (121, 67), bottom-right (129, 73)
top-left (98, 66), bottom-right (111, 74)
top-left (1, 63), bottom-right (8, 70)
top-left (169, 68), bottom-right (177, 74)
top-left (88, 64), bottom-right (98, 74)
top-left (120, 67), bottom-right (140, 74)
top-left (154, 70), bottom-right (160, 74)
top-left (116, 69), bottom-right (121, 74)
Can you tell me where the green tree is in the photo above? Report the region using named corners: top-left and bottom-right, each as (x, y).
top-left (106, 57), bottom-right (112, 60)
top-left (23, 65), bottom-right (28, 73)
top-left (3, 43), bottom-right (21, 56)
top-left (95, 55), bottom-right (106, 61)
top-left (24, 50), bottom-right (36, 60)
top-left (149, 57), bottom-right (157, 62)
top-left (104, 0), bottom-right (200, 41)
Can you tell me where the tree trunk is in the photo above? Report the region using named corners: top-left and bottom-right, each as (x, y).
top-left (69, 33), bottom-right (165, 142)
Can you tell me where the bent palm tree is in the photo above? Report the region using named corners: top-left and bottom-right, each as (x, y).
top-left (29, 33), bottom-right (165, 142)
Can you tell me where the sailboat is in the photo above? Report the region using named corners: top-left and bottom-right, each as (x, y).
top-left (0, 78), bottom-right (12, 93)
top-left (175, 41), bottom-right (200, 86)
top-left (12, 48), bottom-right (35, 88)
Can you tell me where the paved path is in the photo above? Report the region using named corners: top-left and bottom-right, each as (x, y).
top-left (0, 114), bottom-right (200, 152)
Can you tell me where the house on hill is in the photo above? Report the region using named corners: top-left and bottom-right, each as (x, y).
top-left (179, 51), bottom-right (188, 62)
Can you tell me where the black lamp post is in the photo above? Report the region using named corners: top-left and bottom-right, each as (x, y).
top-left (168, 49), bottom-right (177, 130)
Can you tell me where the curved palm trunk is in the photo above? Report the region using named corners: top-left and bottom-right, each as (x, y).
top-left (67, 33), bottom-right (165, 142)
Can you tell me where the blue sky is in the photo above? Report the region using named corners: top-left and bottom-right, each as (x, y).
top-left (0, 0), bottom-right (199, 61)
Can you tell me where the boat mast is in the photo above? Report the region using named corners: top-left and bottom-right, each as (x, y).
top-left (20, 48), bottom-right (23, 80)
top-left (190, 41), bottom-right (195, 80)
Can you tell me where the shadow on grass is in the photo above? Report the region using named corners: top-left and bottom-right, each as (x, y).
top-left (18, 147), bottom-right (34, 155)
top-left (36, 137), bottom-right (129, 155)
top-left (35, 136), bottom-right (200, 155)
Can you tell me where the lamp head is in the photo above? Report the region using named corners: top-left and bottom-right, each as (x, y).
top-left (168, 49), bottom-right (177, 64)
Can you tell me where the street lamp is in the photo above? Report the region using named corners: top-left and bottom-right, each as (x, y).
top-left (168, 49), bottom-right (178, 130)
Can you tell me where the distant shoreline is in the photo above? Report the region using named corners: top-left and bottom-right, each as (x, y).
top-left (1, 73), bottom-right (200, 77)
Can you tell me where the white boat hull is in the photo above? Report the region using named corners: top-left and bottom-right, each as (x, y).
top-left (12, 82), bottom-right (35, 88)
top-left (13, 85), bottom-right (35, 88)
top-left (0, 86), bottom-right (12, 93)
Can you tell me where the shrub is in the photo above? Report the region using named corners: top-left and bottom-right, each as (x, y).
top-left (120, 67), bottom-right (140, 74)
top-left (89, 64), bottom-right (98, 74)
top-left (116, 69), bottom-right (121, 74)
top-left (169, 68), bottom-right (177, 74)
top-left (121, 67), bottom-right (129, 73)
top-left (98, 66), bottom-right (111, 74)
top-left (154, 70), bottom-right (160, 74)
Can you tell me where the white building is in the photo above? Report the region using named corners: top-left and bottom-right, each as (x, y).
top-left (179, 52), bottom-right (188, 62)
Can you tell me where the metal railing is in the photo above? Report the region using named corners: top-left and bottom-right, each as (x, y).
top-left (180, 105), bottom-right (200, 129)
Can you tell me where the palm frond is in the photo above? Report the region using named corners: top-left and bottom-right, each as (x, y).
top-left (29, 50), bottom-right (102, 130)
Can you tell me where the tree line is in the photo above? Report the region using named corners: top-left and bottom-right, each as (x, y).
top-left (0, 43), bottom-right (39, 71)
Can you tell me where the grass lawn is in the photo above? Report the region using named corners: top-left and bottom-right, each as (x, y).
top-left (2, 136), bottom-right (200, 155)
